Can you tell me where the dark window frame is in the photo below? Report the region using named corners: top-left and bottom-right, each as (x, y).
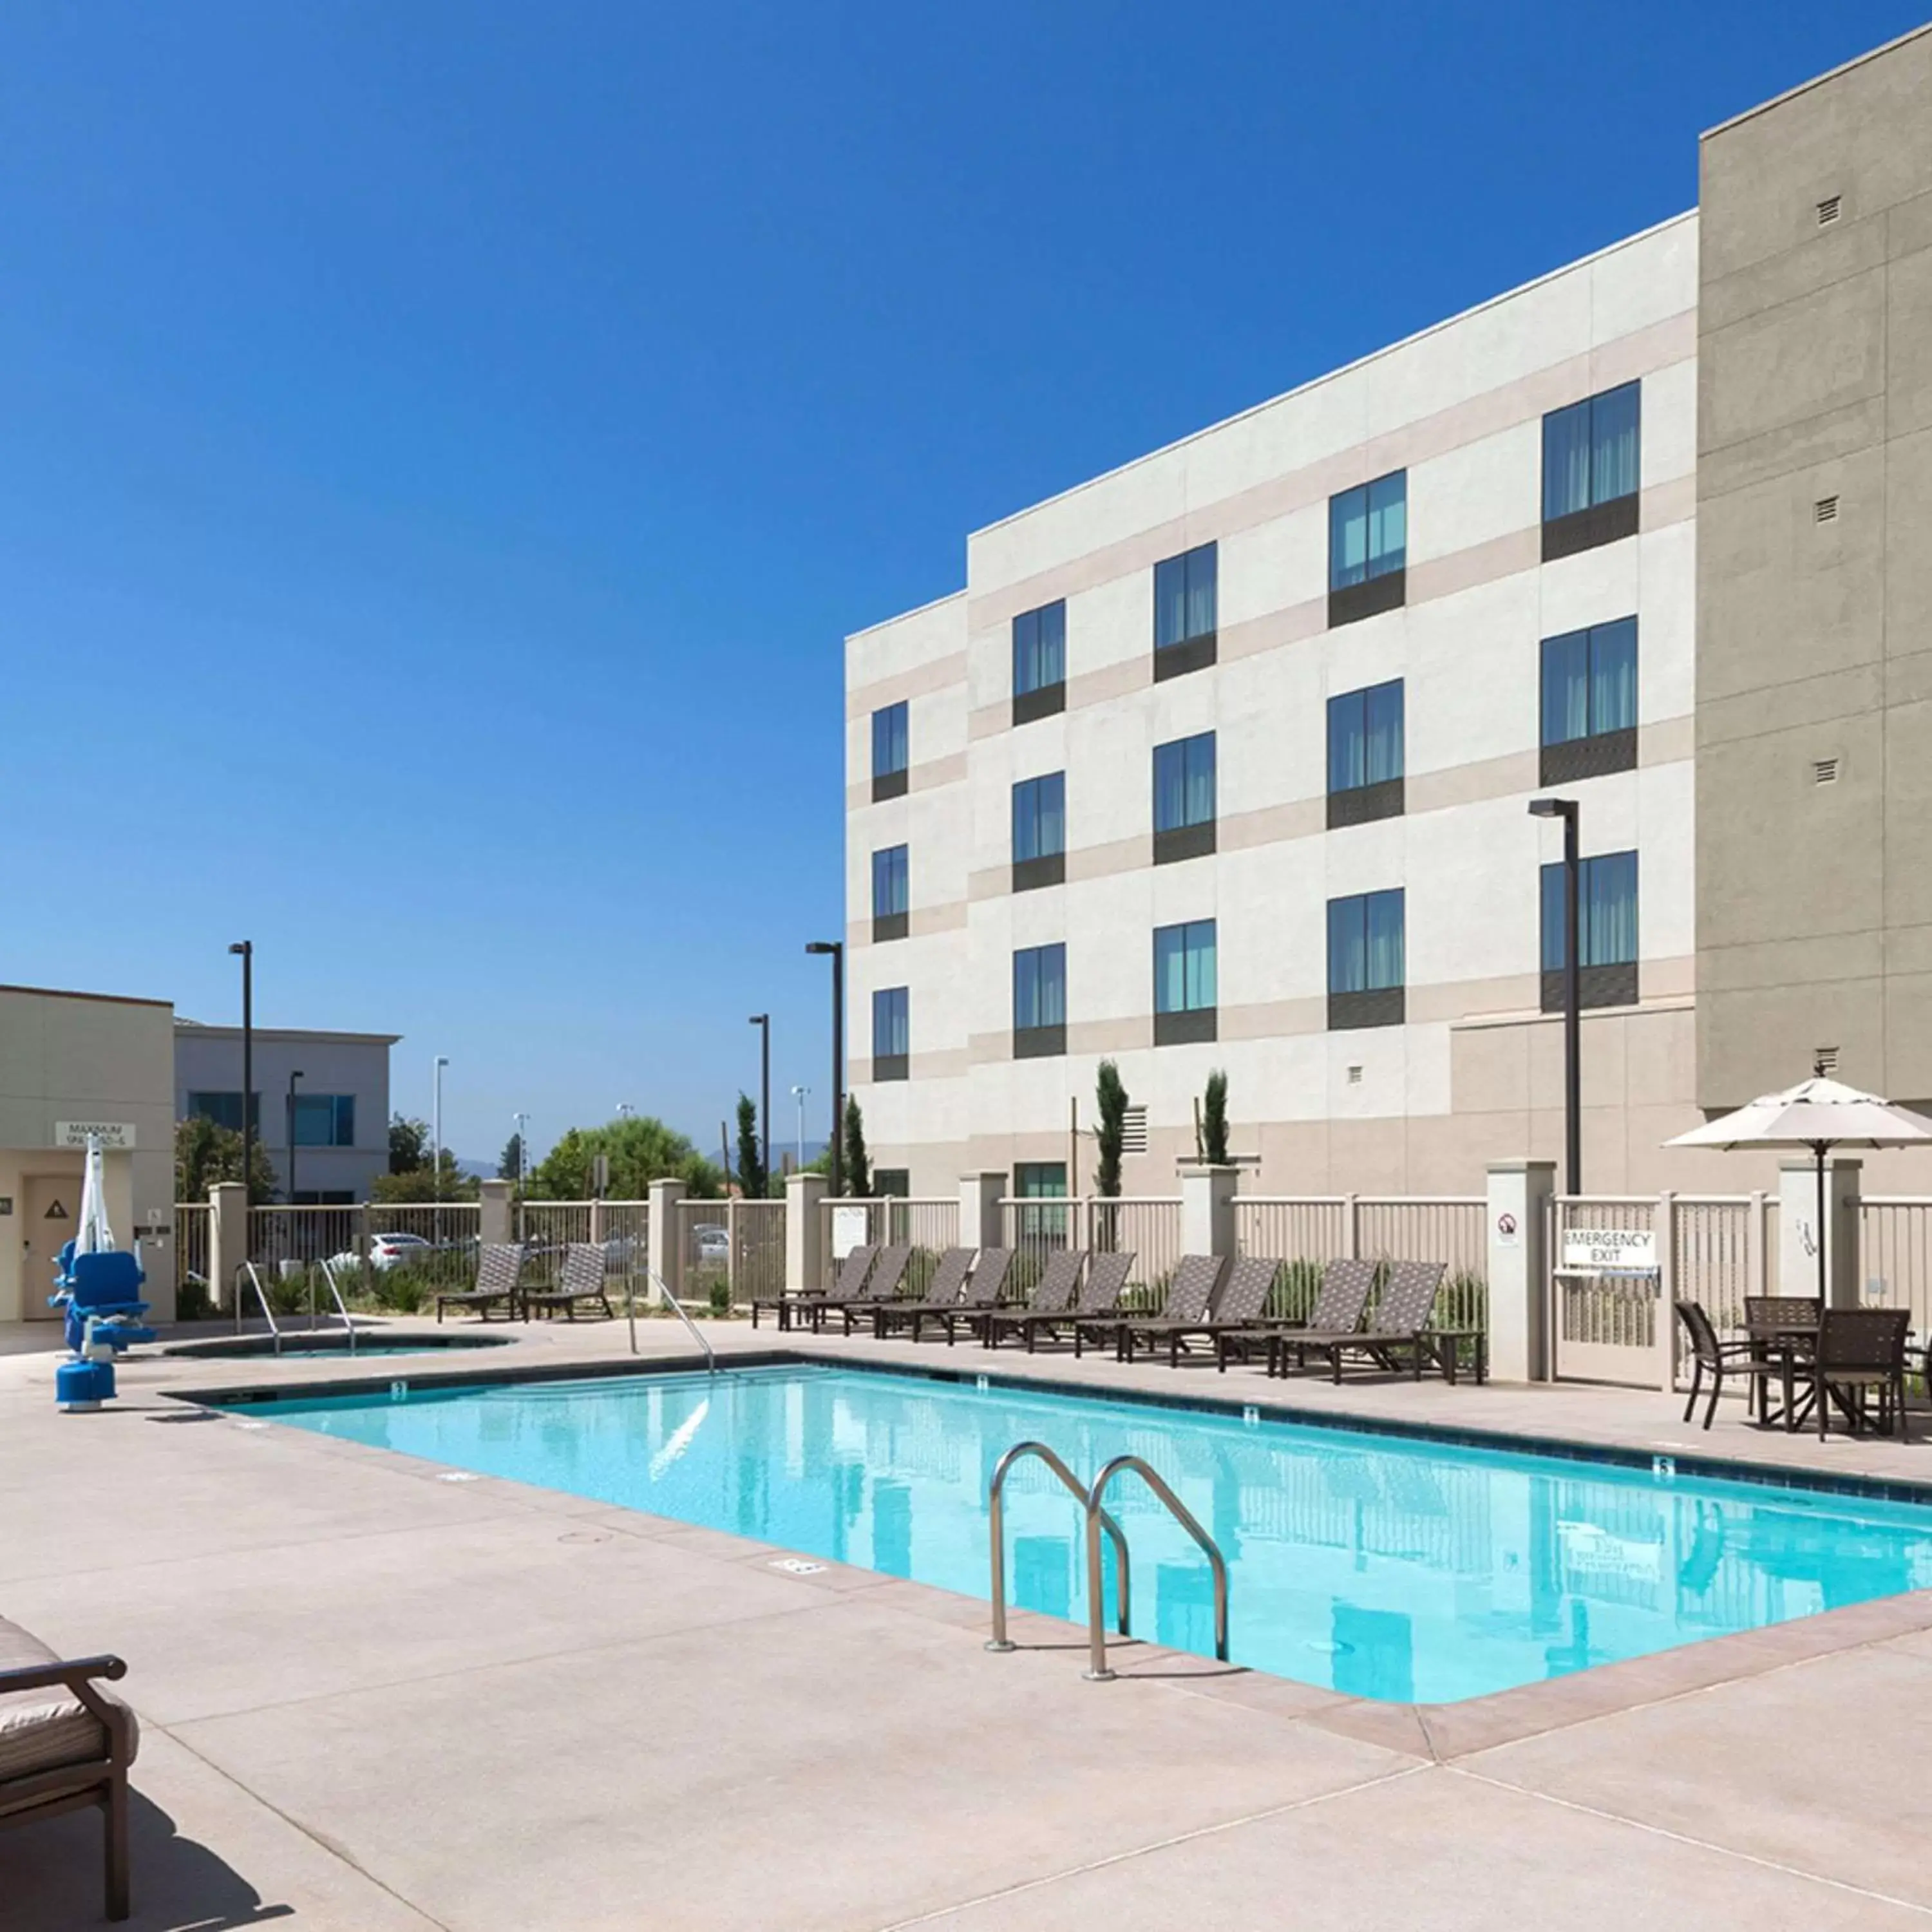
top-left (1326, 889), bottom-right (1406, 1032)
top-left (1152, 542), bottom-right (1218, 677)
top-left (1540, 851), bottom-right (1640, 1012)
top-left (1153, 732), bottom-right (1216, 863)
top-left (1539, 619), bottom-right (1638, 784)
top-left (1153, 917), bottom-right (1218, 1046)
top-left (1012, 942), bottom-right (1067, 1059)
top-left (1328, 471), bottom-right (1408, 625)
top-left (1012, 601), bottom-right (1067, 726)
top-left (871, 701), bottom-right (909, 802)
top-left (871, 843), bottom-right (909, 943)
top-left (872, 986), bottom-right (909, 1082)
top-left (1326, 681), bottom-right (1405, 828)
top-left (1542, 382), bottom-right (1641, 560)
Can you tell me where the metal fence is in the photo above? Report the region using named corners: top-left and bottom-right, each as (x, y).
top-left (173, 1203), bottom-right (211, 1300)
top-left (517, 1200), bottom-right (594, 1253)
top-left (733, 1202), bottom-right (786, 1305)
top-left (1235, 1196), bottom-right (1487, 1331)
top-left (1861, 1198), bottom-right (1932, 1332)
top-left (1086, 1197), bottom-right (1184, 1295)
top-left (818, 1198), bottom-right (958, 1296)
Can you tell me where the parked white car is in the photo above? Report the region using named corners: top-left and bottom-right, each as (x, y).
top-left (327, 1232), bottom-right (435, 1273)
top-left (693, 1224), bottom-right (730, 1264)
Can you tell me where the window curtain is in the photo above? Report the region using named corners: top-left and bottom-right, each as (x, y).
top-left (1155, 736), bottom-right (1213, 829)
top-left (1328, 693), bottom-right (1365, 791)
top-left (1184, 735), bottom-right (1215, 824)
top-left (1330, 488), bottom-right (1368, 589)
top-left (1184, 544), bottom-right (1217, 641)
top-left (1366, 473), bottom-right (1406, 577)
top-left (1542, 399), bottom-right (1592, 520)
top-left (873, 703), bottom-right (907, 774)
top-left (1582, 852), bottom-right (1639, 965)
top-left (1154, 926), bottom-right (1187, 1012)
top-left (1188, 921), bottom-right (1217, 1008)
top-left (1364, 681), bottom-right (1403, 782)
top-left (1015, 945), bottom-right (1066, 1030)
top-left (1154, 554), bottom-right (1188, 649)
top-left (1035, 772), bottom-right (1065, 855)
top-left (1013, 609), bottom-right (1039, 694)
top-left (873, 989), bottom-right (909, 1058)
top-left (873, 846), bottom-right (907, 916)
top-left (1591, 618), bottom-right (1638, 733)
top-left (1591, 384), bottom-right (1640, 505)
top-left (1328, 899), bottom-right (1366, 994)
top-left (1540, 862), bottom-right (1569, 971)
top-left (1541, 630), bottom-right (1591, 745)
top-left (1014, 603), bottom-right (1065, 695)
top-left (1365, 890), bottom-right (1404, 990)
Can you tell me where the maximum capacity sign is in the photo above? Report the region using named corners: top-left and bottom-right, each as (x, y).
top-left (1560, 1227), bottom-right (1658, 1272)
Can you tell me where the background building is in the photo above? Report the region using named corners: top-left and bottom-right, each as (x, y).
top-left (843, 26), bottom-right (1932, 1202)
top-left (174, 1021), bottom-right (398, 1204)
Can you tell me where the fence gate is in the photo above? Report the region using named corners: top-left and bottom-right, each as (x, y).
top-left (1549, 1197), bottom-right (1663, 1387)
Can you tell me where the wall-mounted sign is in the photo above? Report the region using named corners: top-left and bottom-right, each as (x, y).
top-left (54, 1122), bottom-right (136, 1150)
top-left (831, 1204), bottom-right (871, 1260)
top-left (1560, 1228), bottom-right (1657, 1272)
top-left (1495, 1211), bottom-right (1519, 1249)
top-left (0, 1197), bottom-right (13, 1216)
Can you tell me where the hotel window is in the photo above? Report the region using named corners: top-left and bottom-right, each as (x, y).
top-left (1542, 381), bottom-right (1641, 560)
top-left (1540, 618), bottom-right (1638, 784)
top-left (871, 701), bottom-right (909, 801)
top-left (1012, 600), bottom-right (1067, 725)
top-left (874, 1168), bottom-right (911, 1198)
top-left (871, 844), bottom-right (909, 942)
top-left (1013, 942), bottom-right (1066, 1059)
top-left (187, 1091), bottom-right (261, 1133)
top-left (290, 1094), bottom-right (355, 1148)
top-left (1329, 471), bottom-right (1408, 625)
top-left (1327, 889), bottom-right (1405, 1030)
top-left (872, 987), bottom-right (909, 1082)
top-left (1153, 919), bottom-right (1217, 1046)
top-left (1012, 772), bottom-right (1066, 892)
top-left (1542, 850), bottom-right (1639, 1012)
top-left (1012, 1160), bottom-right (1069, 1245)
top-left (1327, 680), bottom-right (1405, 828)
top-left (1153, 542), bottom-right (1217, 680)
top-left (1153, 731), bottom-right (1217, 864)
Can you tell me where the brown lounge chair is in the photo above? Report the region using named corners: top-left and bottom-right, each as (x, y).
top-left (979, 1249), bottom-right (1084, 1351)
top-left (435, 1241), bottom-right (526, 1323)
top-left (815, 1244), bottom-right (913, 1336)
top-left (1062, 1252), bottom-right (1137, 1356)
top-left (1119, 1255), bottom-right (1278, 1366)
top-left (522, 1242), bottom-right (616, 1321)
top-left (1278, 1260), bottom-right (1449, 1381)
top-left (1219, 1257), bottom-right (1377, 1372)
top-left (755, 1242), bottom-right (876, 1332)
top-left (871, 1248), bottom-right (980, 1342)
top-left (0, 1618), bottom-right (137, 1920)
top-left (1077, 1255), bottom-right (1226, 1363)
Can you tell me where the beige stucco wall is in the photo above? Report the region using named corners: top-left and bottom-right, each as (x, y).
top-left (0, 985), bottom-right (177, 1323)
top-left (1696, 25), bottom-right (1932, 1109)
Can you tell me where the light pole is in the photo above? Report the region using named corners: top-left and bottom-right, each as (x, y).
top-left (791, 1085), bottom-right (809, 1173)
top-left (616, 1102), bottom-right (634, 1120)
top-left (227, 942), bottom-right (254, 1206)
top-left (513, 1112), bottom-right (529, 1191)
top-left (286, 1070), bottom-right (304, 1206)
top-left (748, 1013), bottom-right (770, 1195)
top-left (1530, 797), bottom-right (1582, 1196)
top-left (431, 1056), bottom-right (449, 1203)
top-left (805, 943), bottom-right (844, 1197)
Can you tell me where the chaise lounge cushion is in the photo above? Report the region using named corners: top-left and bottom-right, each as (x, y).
top-left (0, 1617), bottom-right (138, 1798)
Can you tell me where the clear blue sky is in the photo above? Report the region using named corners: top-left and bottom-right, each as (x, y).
top-left (1, 1), bottom-right (1919, 1163)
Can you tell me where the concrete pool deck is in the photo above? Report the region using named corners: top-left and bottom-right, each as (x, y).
top-left (8, 1315), bottom-right (1932, 1929)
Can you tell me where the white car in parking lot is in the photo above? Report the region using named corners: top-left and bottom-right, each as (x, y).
top-left (328, 1232), bottom-right (435, 1273)
top-left (693, 1224), bottom-right (729, 1264)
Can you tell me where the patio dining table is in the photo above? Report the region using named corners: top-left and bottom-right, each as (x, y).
top-left (1743, 1315), bottom-right (1819, 1432)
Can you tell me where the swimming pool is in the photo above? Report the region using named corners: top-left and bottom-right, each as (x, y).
top-left (225, 1363), bottom-right (1932, 1703)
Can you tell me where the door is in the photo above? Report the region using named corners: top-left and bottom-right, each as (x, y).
top-left (21, 1172), bottom-right (80, 1318)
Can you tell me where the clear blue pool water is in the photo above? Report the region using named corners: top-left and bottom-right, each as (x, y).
top-left (227, 1365), bottom-right (1932, 1703)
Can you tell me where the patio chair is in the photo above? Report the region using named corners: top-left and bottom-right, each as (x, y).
top-left (1119, 1255), bottom-right (1273, 1367)
top-left (754, 1242), bottom-right (875, 1332)
top-left (1076, 1255), bottom-right (1226, 1364)
top-left (1674, 1300), bottom-right (1783, 1429)
top-left (1218, 1257), bottom-right (1377, 1372)
top-left (521, 1242), bottom-right (615, 1321)
top-left (817, 1244), bottom-right (913, 1337)
top-left (1804, 1307), bottom-right (1911, 1440)
top-left (1280, 1260), bottom-right (1447, 1382)
top-left (871, 1247), bottom-right (980, 1341)
top-left (922, 1248), bottom-right (1015, 1345)
top-left (1066, 1251), bottom-right (1137, 1357)
top-left (0, 1617), bottom-right (138, 1920)
top-left (435, 1242), bottom-right (526, 1323)
top-left (980, 1249), bottom-right (1085, 1351)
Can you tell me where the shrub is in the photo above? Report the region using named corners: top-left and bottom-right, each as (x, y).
top-left (707, 1278), bottom-right (732, 1318)
top-left (376, 1269), bottom-right (430, 1316)
top-left (176, 1274), bottom-right (213, 1322)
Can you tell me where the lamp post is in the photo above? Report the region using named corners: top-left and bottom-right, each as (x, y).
top-left (227, 942), bottom-right (254, 1206)
top-left (513, 1112), bottom-right (529, 1191)
top-left (805, 942), bottom-right (844, 1197)
top-left (286, 1070), bottom-right (304, 1206)
top-left (748, 1013), bottom-right (770, 1195)
top-left (1529, 797), bottom-right (1582, 1195)
top-left (791, 1085), bottom-right (809, 1173)
top-left (431, 1056), bottom-right (449, 1202)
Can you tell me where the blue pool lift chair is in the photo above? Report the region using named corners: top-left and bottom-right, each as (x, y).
top-left (52, 1246), bottom-right (156, 1354)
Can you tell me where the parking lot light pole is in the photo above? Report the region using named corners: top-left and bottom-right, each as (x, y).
top-left (228, 942), bottom-right (254, 1207)
top-left (805, 943), bottom-right (844, 1197)
top-left (748, 1014), bottom-right (770, 1195)
top-left (791, 1086), bottom-right (809, 1173)
top-left (1529, 797), bottom-right (1582, 1195)
top-left (286, 1070), bottom-right (304, 1206)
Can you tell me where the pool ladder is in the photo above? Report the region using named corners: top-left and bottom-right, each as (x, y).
top-left (234, 1263), bottom-right (282, 1356)
top-left (985, 1441), bottom-right (1230, 1682)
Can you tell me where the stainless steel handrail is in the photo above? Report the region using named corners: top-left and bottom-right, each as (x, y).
top-left (317, 1258), bottom-right (357, 1355)
top-left (985, 1441), bottom-right (1130, 1653)
top-left (1083, 1454), bottom-right (1229, 1681)
top-left (634, 1266), bottom-right (717, 1374)
top-left (235, 1263), bottom-right (282, 1356)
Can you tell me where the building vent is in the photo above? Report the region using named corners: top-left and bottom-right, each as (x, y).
top-left (1817, 195), bottom-right (1842, 225)
top-left (1815, 495), bottom-right (1840, 523)
top-left (1347, 1065), bottom-right (1364, 1085)
top-left (1814, 757), bottom-right (1841, 785)
top-left (1119, 1105), bottom-right (1148, 1155)
top-left (1815, 1046), bottom-right (1841, 1075)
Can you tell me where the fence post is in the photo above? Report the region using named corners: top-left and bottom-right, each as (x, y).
top-left (1654, 1190), bottom-right (1677, 1393)
top-left (960, 1172), bottom-right (1005, 1255)
top-left (1179, 1164), bottom-right (1238, 1260)
top-left (1486, 1160), bottom-right (1555, 1382)
top-left (726, 1197), bottom-right (741, 1301)
top-left (209, 1182), bottom-right (247, 1313)
top-left (1342, 1194), bottom-right (1360, 1260)
top-left (1747, 1188), bottom-right (1768, 1300)
top-left (478, 1179), bottom-right (513, 1248)
top-left (1779, 1155), bottom-right (1863, 1306)
top-left (589, 1198), bottom-right (608, 1250)
top-left (357, 1200), bottom-right (373, 1300)
top-left (787, 1171), bottom-right (828, 1294)
top-left (647, 1178), bottom-right (686, 1304)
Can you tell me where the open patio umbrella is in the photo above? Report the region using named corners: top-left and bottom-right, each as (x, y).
top-left (1666, 1066), bottom-right (1932, 1301)
top-left (73, 1132), bottom-right (117, 1256)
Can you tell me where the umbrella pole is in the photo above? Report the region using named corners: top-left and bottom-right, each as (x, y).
top-left (1815, 1141), bottom-right (1829, 1306)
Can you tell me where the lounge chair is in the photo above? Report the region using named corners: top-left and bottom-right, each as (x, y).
top-left (815, 1244), bottom-right (913, 1336)
top-left (1278, 1260), bottom-right (1448, 1382)
top-left (435, 1242), bottom-right (526, 1323)
top-left (979, 1249), bottom-right (1084, 1351)
top-left (1220, 1257), bottom-right (1377, 1372)
top-left (1076, 1255), bottom-right (1226, 1363)
top-left (1065, 1251), bottom-right (1137, 1356)
top-left (1119, 1255), bottom-right (1278, 1367)
top-left (522, 1242), bottom-right (616, 1321)
top-left (871, 1248), bottom-right (979, 1341)
top-left (753, 1242), bottom-right (875, 1332)
top-left (0, 1616), bottom-right (138, 1920)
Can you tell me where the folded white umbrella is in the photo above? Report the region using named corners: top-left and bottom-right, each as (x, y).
top-left (1667, 1070), bottom-right (1932, 1300)
top-left (73, 1132), bottom-right (117, 1256)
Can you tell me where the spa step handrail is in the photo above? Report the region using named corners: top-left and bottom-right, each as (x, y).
top-left (234, 1262), bottom-right (281, 1354)
top-left (1083, 1455), bottom-right (1229, 1681)
top-left (985, 1441), bottom-right (1132, 1653)
top-left (316, 1258), bottom-right (358, 1354)
top-left (632, 1267), bottom-right (717, 1374)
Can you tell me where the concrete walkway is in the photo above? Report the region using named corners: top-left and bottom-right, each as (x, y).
top-left (6, 1318), bottom-right (1932, 1929)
